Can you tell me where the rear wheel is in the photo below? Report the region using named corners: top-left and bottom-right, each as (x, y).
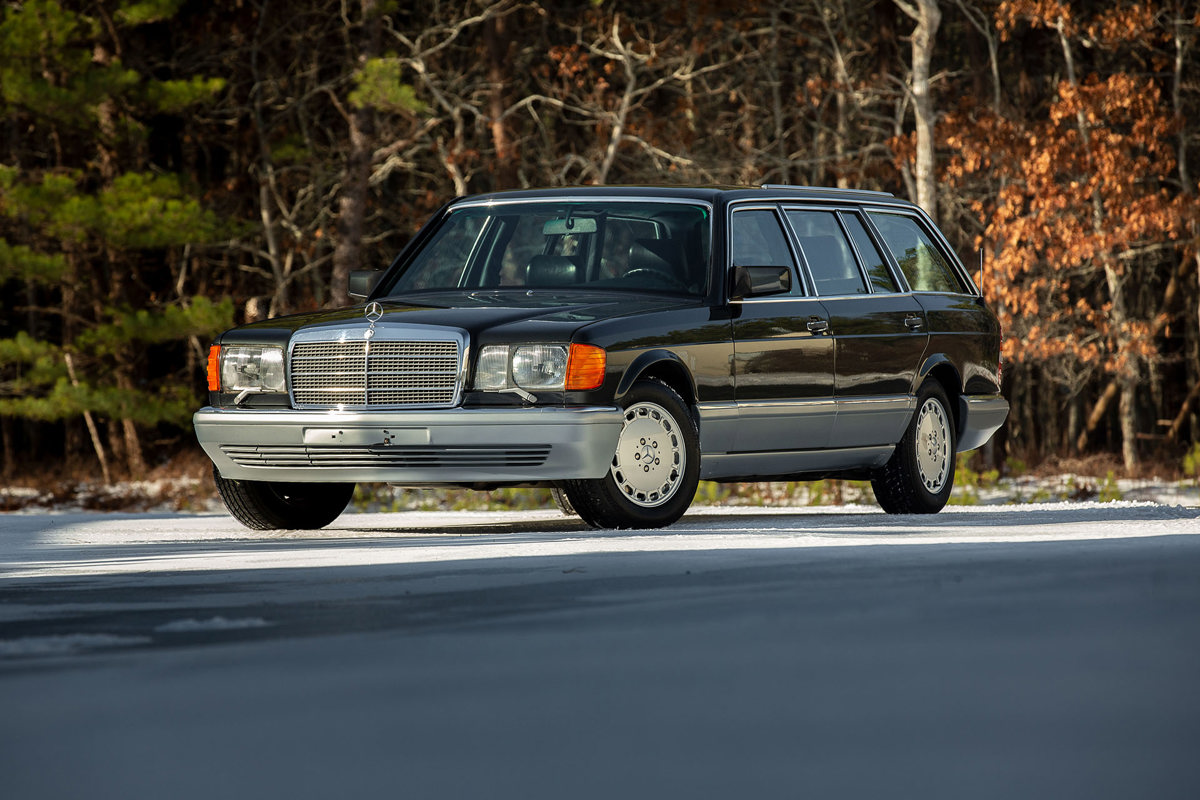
top-left (872, 380), bottom-right (956, 514)
top-left (213, 465), bottom-right (354, 530)
top-left (562, 379), bottom-right (699, 529)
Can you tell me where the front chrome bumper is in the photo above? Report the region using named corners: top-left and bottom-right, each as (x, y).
top-left (195, 405), bottom-right (624, 484)
top-left (956, 394), bottom-right (1010, 451)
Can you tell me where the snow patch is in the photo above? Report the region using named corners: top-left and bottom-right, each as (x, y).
top-left (0, 633), bottom-right (151, 657)
top-left (155, 617), bottom-right (273, 633)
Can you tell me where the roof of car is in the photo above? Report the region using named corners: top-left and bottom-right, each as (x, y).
top-left (448, 184), bottom-right (918, 209)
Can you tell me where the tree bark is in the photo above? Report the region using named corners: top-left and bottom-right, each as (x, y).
top-left (1167, 377), bottom-right (1200, 442)
top-left (332, 0), bottom-right (381, 307)
top-left (896, 0), bottom-right (941, 220)
top-left (1078, 256), bottom-right (1193, 453)
top-left (1, 416), bottom-right (13, 481)
top-left (250, 1), bottom-right (288, 316)
top-left (485, 13), bottom-right (517, 189)
top-left (65, 352), bottom-right (112, 486)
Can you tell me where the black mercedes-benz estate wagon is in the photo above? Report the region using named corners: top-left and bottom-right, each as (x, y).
top-left (196, 185), bottom-right (1008, 530)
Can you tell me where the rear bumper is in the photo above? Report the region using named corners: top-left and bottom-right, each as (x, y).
top-left (956, 394), bottom-right (1010, 452)
top-left (195, 405), bottom-right (623, 484)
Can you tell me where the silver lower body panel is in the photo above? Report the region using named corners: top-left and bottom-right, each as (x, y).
top-left (700, 446), bottom-right (894, 481)
top-left (195, 405), bottom-right (623, 484)
top-left (957, 394), bottom-right (1010, 451)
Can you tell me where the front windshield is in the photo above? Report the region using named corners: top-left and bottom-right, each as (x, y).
top-left (383, 200), bottom-right (711, 297)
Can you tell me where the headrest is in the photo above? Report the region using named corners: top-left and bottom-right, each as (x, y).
top-left (628, 238), bottom-right (681, 272)
top-left (525, 255), bottom-right (577, 286)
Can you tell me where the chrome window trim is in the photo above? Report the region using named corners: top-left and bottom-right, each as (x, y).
top-left (777, 204), bottom-right (912, 299)
top-left (836, 209), bottom-right (903, 294)
top-left (780, 206), bottom-right (869, 298)
top-left (432, 196), bottom-right (715, 295)
top-left (726, 203), bottom-right (812, 297)
top-left (449, 195), bottom-right (714, 211)
top-left (861, 208), bottom-right (980, 298)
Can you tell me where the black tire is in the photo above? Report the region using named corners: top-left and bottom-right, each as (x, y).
top-left (562, 378), bottom-right (700, 529)
top-left (212, 465), bottom-right (354, 530)
top-left (872, 380), bottom-right (957, 514)
top-left (550, 486), bottom-right (577, 517)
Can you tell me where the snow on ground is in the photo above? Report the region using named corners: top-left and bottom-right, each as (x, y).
top-left (2, 472), bottom-right (1197, 515)
top-left (3, 500), bottom-right (1197, 582)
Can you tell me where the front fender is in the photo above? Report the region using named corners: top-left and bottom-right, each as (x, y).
top-left (614, 349), bottom-right (698, 405)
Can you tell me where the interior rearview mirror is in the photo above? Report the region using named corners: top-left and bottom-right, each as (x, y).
top-left (543, 217), bottom-right (598, 235)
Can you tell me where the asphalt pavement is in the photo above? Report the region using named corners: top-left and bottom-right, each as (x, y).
top-left (2, 503), bottom-right (1199, 799)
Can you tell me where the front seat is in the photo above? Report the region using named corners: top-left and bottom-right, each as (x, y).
top-left (525, 255), bottom-right (578, 286)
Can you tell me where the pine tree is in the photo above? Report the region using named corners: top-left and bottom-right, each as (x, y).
top-left (0, 0), bottom-right (233, 480)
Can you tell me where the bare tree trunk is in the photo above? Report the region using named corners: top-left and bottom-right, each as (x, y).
top-left (1, 416), bottom-right (13, 481)
top-left (1173, 6), bottom-right (1200, 416)
top-left (1167, 377), bottom-right (1200, 442)
top-left (486, 13), bottom-right (517, 189)
top-left (896, 0), bottom-right (941, 220)
top-left (1174, 8), bottom-right (1192, 193)
top-left (1079, 256), bottom-right (1192, 454)
top-left (768, 6), bottom-right (790, 185)
top-left (64, 353), bottom-right (112, 486)
top-left (250, 1), bottom-right (288, 316)
top-left (597, 17), bottom-right (636, 185)
top-left (820, 1), bottom-right (853, 189)
top-left (1067, 393), bottom-right (1082, 454)
top-left (121, 417), bottom-right (146, 479)
top-left (1103, 259), bottom-right (1139, 471)
top-left (1053, 18), bottom-right (1142, 470)
top-left (952, 0), bottom-right (1001, 114)
top-left (332, 0), bottom-right (380, 307)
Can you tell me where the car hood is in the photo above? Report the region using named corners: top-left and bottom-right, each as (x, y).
top-left (221, 290), bottom-right (699, 344)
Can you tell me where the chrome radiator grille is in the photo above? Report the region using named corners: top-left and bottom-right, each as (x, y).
top-left (290, 339), bottom-right (461, 408)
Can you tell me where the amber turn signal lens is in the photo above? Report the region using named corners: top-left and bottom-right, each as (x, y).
top-left (206, 345), bottom-right (221, 391)
top-left (565, 343), bottom-right (606, 391)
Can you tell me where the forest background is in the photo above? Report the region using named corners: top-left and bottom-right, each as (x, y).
top-left (1, 0), bottom-right (1199, 493)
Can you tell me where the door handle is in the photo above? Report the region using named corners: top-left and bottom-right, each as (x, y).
top-left (807, 318), bottom-right (829, 333)
top-left (904, 315), bottom-right (924, 330)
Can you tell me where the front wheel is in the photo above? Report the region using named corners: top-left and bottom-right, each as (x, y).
top-left (562, 379), bottom-right (700, 529)
top-left (872, 381), bottom-right (957, 514)
top-left (213, 465), bottom-right (354, 530)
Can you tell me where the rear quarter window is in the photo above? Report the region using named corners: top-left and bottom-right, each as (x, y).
top-left (868, 212), bottom-right (968, 294)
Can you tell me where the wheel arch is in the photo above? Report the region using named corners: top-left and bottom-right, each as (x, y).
top-left (615, 349), bottom-right (698, 408)
top-left (917, 355), bottom-right (963, 434)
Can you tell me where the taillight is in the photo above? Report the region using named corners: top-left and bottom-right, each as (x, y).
top-left (997, 331), bottom-right (1004, 385)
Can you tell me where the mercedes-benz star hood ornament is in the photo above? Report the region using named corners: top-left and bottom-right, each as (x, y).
top-left (364, 301), bottom-right (383, 339)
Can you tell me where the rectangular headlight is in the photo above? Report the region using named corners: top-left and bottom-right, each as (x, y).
top-left (512, 344), bottom-right (567, 390)
top-left (474, 345), bottom-right (510, 390)
top-left (220, 345), bottom-right (286, 392)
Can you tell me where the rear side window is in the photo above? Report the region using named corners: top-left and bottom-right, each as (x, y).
top-left (868, 212), bottom-right (968, 294)
top-left (785, 210), bottom-right (867, 296)
top-left (841, 213), bottom-right (898, 293)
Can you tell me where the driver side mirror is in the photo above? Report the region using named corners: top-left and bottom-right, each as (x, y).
top-left (349, 270), bottom-right (383, 301)
top-left (731, 266), bottom-right (792, 299)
